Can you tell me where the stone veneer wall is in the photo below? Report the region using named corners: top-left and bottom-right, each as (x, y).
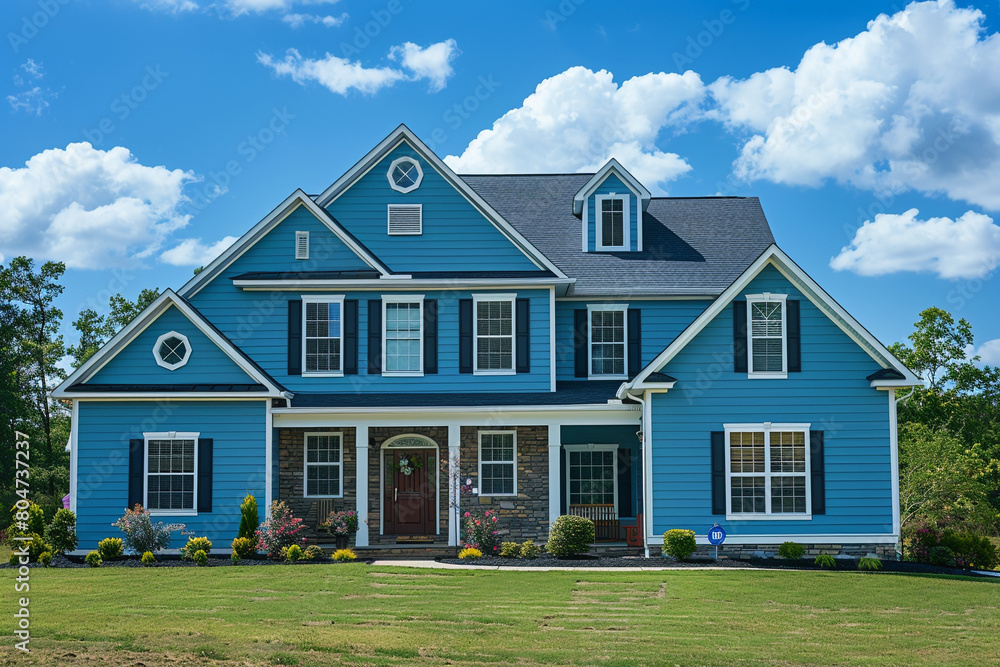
top-left (277, 428), bottom-right (357, 540)
top-left (651, 542), bottom-right (897, 560)
top-left (460, 425), bottom-right (550, 543)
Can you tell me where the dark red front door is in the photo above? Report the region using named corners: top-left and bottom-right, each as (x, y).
top-left (385, 449), bottom-right (435, 535)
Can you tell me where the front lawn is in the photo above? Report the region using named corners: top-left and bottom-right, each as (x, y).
top-left (1, 566), bottom-right (996, 665)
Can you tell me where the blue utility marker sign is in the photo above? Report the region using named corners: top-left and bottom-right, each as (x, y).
top-left (707, 525), bottom-right (726, 545)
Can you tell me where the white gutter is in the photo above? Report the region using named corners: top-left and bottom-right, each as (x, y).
top-left (627, 390), bottom-right (651, 558)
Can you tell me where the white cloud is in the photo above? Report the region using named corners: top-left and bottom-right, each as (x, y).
top-left (976, 339), bottom-right (1000, 366)
top-left (7, 87), bottom-right (51, 115)
top-left (389, 39), bottom-right (459, 92)
top-left (160, 236), bottom-right (238, 266)
top-left (226, 0), bottom-right (338, 16)
top-left (443, 67), bottom-right (705, 192)
top-left (830, 209), bottom-right (1000, 279)
top-left (257, 40), bottom-right (459, 96)
top-left (0, 143), bottom-right (197, 269)
top-left (710, 0), bottom-right (1000, 210)
top-left (132, 0), bottom-right (199, 12)
top-left (281, 12), bottom-right (347, 28)
top-left (20, 59), bottom-right (43, 80)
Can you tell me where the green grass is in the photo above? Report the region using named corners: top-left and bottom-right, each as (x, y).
top-left (1, 565), bottom-right (997, 665)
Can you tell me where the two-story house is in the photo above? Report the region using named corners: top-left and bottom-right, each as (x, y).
top-left (54, 125), bottom-right (920, 558)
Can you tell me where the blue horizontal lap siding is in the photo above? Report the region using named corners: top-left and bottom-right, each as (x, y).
top-left (87, 305), bottom-right (257, 385)
top-left (650, 265), bottom-right (893, 538)
top-left (75, 400), bottom-right (267, 550)
top-left (325, 143), bottom-right (539, 272)
top-left (587, 173), bottom-right (639, 252)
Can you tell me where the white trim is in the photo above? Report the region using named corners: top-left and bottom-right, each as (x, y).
top-left (387, 156), bottom-right (423, 194)
top-left (646, 533), bottom-right (900, 546)
top-left (573, 158), bottom-right (651, 215)
top-left (724, 423), bottom-right (811, 519)
top-left (273, 405), bottom-right (641, 423)
top-left (303, 432), bottom-right (344, 498)
top-left (641, 390), bottom-right (653, 552)
top-left (315, 126), bottom-right (567, 278)
top-left (549, 286), bottom-right (557, 392)
top-left (621, 244), bottom-right (922, 394)
top-left (581, 203), bottom-right (589, 252)
top-left (58, 392), bottom-right (278, 399)
top-left (265, 401), bottom-right (273, 510)
top-left (547, 423), bottom-right (561, 526)
top-left (379, 433), bottom-right (440, 537)
top-left (301, 295), bottom-right (345, 377)
top-left (143, 431), bottom-right (199, 516)
top-left (472, 293), bottom-right (516, 375)
top-left (594, 193), bottom-right (630, 251)
top-left (355, 426), bottom-right (369, 547)
top-left (745, 293), bottom-right (788, 379)
top-left (387, 203), bottom-right (423, 235)
top-left (563, 443), bottom-right (618, 510)
top-left (294, 231), bottom-right (310, 260)
top-left (889, 389), bottom-right (901, 540)
top-left (233, 278), bottom-right (573, 291)
top-left (478, 430), bottom-right (517, 497)
top-left (69, 400), bottom-right (79, 514)
top-left (447, 424), bottom-right (460, 547)
top-left (382, 294), bottom-right (424, 377)
top-left (588, 304), bottom-right (628, 380)
top-left (152, 331), bottom-right (192, 371)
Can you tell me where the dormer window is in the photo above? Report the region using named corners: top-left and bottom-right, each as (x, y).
top-left (595, 194), bottom-right (629, 251)
top-left (387, 157), bottom-right (423, 193)
top-left (747, 293), bottom-right (788, 378)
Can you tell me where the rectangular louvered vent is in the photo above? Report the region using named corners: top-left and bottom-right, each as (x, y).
top-left (295, 231), bottom-right (309, 259)
top-left (387, 204), bottom-right (422, 235)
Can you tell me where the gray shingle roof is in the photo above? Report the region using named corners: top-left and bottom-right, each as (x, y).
top-left (462, 174), bottom-right (775, 296)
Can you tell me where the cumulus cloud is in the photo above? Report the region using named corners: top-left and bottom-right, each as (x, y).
top-left (830, 209), bottom-right (1000, 279)
top-left (281, 12), bottom-right (347, 28)
top-left (160, 235), bottom-right (238, 266)
top-left (257, 40), bottom-right (459, 96)
top-left (444, 67), bottom-right (705, 192)
top-left (977, 339), bottom-right (1000, 366)
top-left (0, 143), bottom-right (197, 269)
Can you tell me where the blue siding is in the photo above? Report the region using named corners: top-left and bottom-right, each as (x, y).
top-left (326, 142), bottom-right (539, 272)
top-left (554, 299), bottom-right (710, 381)
top-left (586, 173), bottom-right (640, 252)
top-left (75, 400), bottom-right (267, 550)
top-left (88, 304), bottom-right (257, 385)
top-left (649, 265), bottom-right (893, 538)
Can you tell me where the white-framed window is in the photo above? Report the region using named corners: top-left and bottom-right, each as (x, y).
top-left (387, 156), bottom-right (423, 193)
top-left (473, 293), bottom-right (515, 375)
top-left (295, 231), bottom-right (309, 260)
top-left (588, 304), bottom-right (627, 379)
top-left (595, 194), bottom-right (629, 251)
top-left (725, 423), bottom-right (811, 519)
top-left (565, 444), bottom-right (618, 508)
top-left (144, 431), bottom-right (198, 515)
top-left (383, 294), bottom-right (423, 376)
top-left (304, 432), bottom-right (343, 498)
top-left (746, 293), bottom-right (788, 378)
top-left (387, 204), bottom-right (422, 235)
top-left (152, 331), bottom-right (191, 371)
top-left (302, 295), bottom-right (345, 376)
top-left (478, 430), bottom-right (516, 496)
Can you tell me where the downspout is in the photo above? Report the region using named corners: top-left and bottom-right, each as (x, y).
top-left (628, 390), bottom-right (651, 558)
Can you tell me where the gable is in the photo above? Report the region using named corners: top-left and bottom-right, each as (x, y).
top-left (586, 172), bottom-right (641, 252)
top-left (325, 141), bottom-right (542, 273)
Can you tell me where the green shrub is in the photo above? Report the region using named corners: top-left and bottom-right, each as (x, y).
top-left (44, 509), bottom-right (77, 554)
top-left (663, 529), bottom-right (698, 560)
top-left (97, 537), bottom-right (124, 560)
top-left (303, 545), bottom-right (325, 561)
top-left (237, 493), bottom-right (259, 541)
top-left (193, 549), bottom-right (209, 566)
top-left (545, 515), bottom-right (595, 557)
top-left (777, 542), bottom-right (806, 559)
top-left (499, 541), bottom-right (520, 558)
top-left (285, 544), bottom-right (303, 562)
top-left (458, 547), bottom-right (482, 560)
top-left (85, 551), bottom-right (102, 568)
top-left (231, 536), bottom-right (256, 560)
top-left (928, 546), bottom-right (956, 567)
top-left (181, 536), bottom-right (213, 560)
top-left (8, 533), bottom-right (51, 563)
top-left (858, 557), bottom-right (883, 571)
top-left (520, 541), bottom-right (541, 560)
top-left (9, 501), bottom-right (45, 536)
top-left (38, 551), bottom-right (52, 567)
top-left (940, 531), bottom-right (998, 570)
top-left (332, 548), bottom-right (357, 562)
top-left (814, 554), bottom-right (836, 569)
top-left (114, 504), bottom-right (183, 554)
top-left (141, 551), bottom-right (156, 565)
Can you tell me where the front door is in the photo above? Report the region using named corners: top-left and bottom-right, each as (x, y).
top-left (385, 449), bottom-right (436, 535)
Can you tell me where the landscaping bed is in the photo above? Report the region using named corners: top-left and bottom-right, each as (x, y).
top-left (4, 553), bottom-right (372, 569)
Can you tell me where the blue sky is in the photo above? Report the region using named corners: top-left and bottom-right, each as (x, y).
top-left (3, 0), bottom-right (1000, 364)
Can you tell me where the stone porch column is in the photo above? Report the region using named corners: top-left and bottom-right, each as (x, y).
top-left (448, 424), bottom-right (460, 547)
top-left (355, 425), bottom-right (369, 547)
top-left (548, 423), bottom-right (561, 527)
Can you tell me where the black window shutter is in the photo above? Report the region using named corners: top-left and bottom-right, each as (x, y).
top-left (617, 448), bottom-right (632, 518)
top-left (574, 309), bottom-right (588, 378)
top-left (627, 308), bottom-right (642, 377)
top-left (516, 298), bottom-right (530, 373)
top-left (128, 438), bottom-right (144, 509)
top-left (733, 300), bottom-right (748, 373)
top-left (367, 300), bottom-right (382, 374)
top-left (197, 438), bottom-right (213, 513)
top-left (711, 431), bottom-right (726, 515)
top-left (287, 299), bottom-right (302, 375)
top-left (459, 298), bottom-right (473, 374)
top-left (424, 299), bottom-right (438, 374)
top-left (787, 300), bottom-right (801, 373)
top-left (810, 430), bottom-right (825, 515)
top-left (343, 299), bottom-right (358, 375)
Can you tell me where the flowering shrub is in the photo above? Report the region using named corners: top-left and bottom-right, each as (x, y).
top-left (141, 551), bottom-right (156, 565)
top-left (97, 537), bottom-right (124, 560)
top-left (256, 501), bottom-right (307, 559)
top-left (322, 510), bottom-right (359, 537)
top-left (181, 536), bottom-right (213, 560)
top-left (113, 504), bottom-right (184, 554)
top-left (463, 509), bottom-right (502, 556)
top-left (193, 549), bottom-right (209, 566)
top-left (458, 547), bottom-right (482, 560)
top-left (285, 544), bottom-right (303, 562)
top-left (231, 536), bottom-right (256, 561)
top-left (332, 548), bottom-right (357, 562)
top-left (85, 551), bottom-right (102, 567)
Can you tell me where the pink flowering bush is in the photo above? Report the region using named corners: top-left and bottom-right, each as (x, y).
top-left (113, 504), bottom-right (184, 554)
top-left (256, 501), bottom-right (306, 559)
top-left (463, 508), bottom-right (502, 556)
top-left (322, 510), bottom-right (359, 537)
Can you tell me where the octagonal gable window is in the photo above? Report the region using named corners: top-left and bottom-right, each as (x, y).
top-left (387, 156), bottom-right (423, 193)
top-left (153, 331), bottom-right (191, 370)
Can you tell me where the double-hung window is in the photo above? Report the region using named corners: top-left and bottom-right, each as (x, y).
top-left (589, 304), bottom-right (627, 378)
top-left (725, 423), bottom-right (810, 518)
top-left (478, 431), bottom-right (516, 496)
top-left (746, 293), bottom-right (787, 378)
top-left (595, 194), bottom-right (628, 251)
top-left (383, 295), bottom-right (423, 376)
top-left (565, 444), bottom-right (617, 508)
top-left (304, 432), bottom-right (342, 498)
top-left (303, 295), bottom-right (344, 376)
top-left (145, 432), bottom-right (198, 514)
top-left (473, 294), bottom-right (515, 374)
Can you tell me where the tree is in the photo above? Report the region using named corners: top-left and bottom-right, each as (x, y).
top-left (889, 307), bottom-right (975, 390)
top-left (68, 288), bottom-right (160, 367)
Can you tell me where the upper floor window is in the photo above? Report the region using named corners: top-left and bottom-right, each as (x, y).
top-left (589, 305), bottom-right (627, 379)
top-left (304, 432), bottom-right (343, 498)
top-left (303, 295), bottom-right (344, 376)
top-left (725, 424), bottom-right (810, 518)
top-left (479, 430), bottom-right (516, 496)
top-left (387, 156), bottom-right (423, 193)
top-left (595, 194), bottom-right (628, 251)
top-left (153, 331), bottom-right (191, 371)
top-left (746, 293), bottom-right (787, 378)
top-left (474, 294), bottom-right (515, 374)
top-left (383, 295), bottom-right (423, 376)
top-left (145, 433), bottom-right (198, 514)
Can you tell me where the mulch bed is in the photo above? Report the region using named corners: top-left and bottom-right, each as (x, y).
top-left (5, 554), bottom-right (373, 569)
